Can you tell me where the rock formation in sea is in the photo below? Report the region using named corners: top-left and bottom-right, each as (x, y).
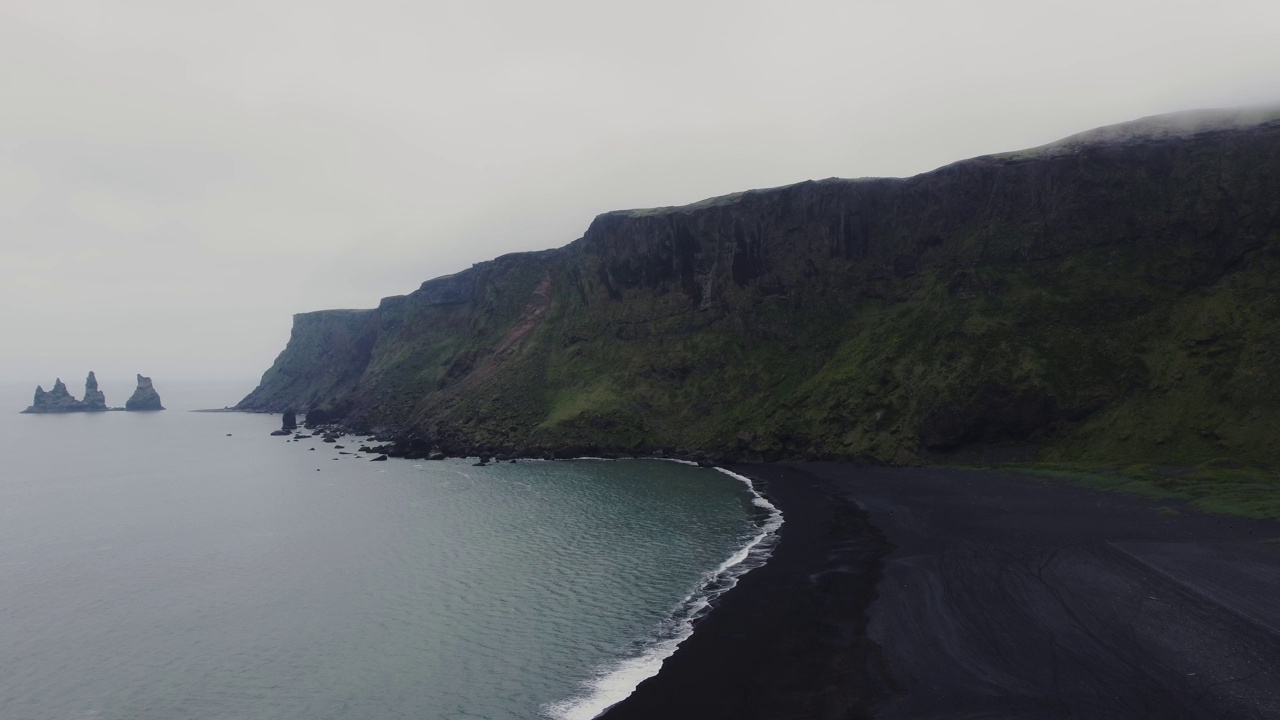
top-left (269, 411), bottom-right (299, 435)
top-left (81, 372), bottom-right (107, 411)
top-left (21, 373), bottom-right (110, 413)
top-left (124, 374), bottom-right (165, 411)
top-left (235, 106), bottom-right (1280, 466)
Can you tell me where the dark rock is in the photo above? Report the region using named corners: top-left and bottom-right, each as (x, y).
top-left (302, 401), bottom-right (353, 429)
top-left (309, 447), bottom-right (315, 451)
top-left (428, 452), bottom-right (446, 461)
top-left (21, 373), bottom-right (108, 413)
top-left (281, 410), bottom-right (297, 430)
top-left (334, 445), bottom-right (345, 449)
top-left (124, 374), bottom-right (164, 411)
top-left (81, 372), bottom-right (107, 411)
top-left (270, 429), bottom-right (291, 436)
top-left (371, 455), bottom-right (388, 461)
top-left (919, 384), bottom-right (1060, 452)
top-left (391, 435), bottom-right (433, 459)
top-left (323, 438), bottom-right (336, 443)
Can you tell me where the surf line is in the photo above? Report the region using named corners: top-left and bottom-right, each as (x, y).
top-left (543, 462), bottom-right (784, 720)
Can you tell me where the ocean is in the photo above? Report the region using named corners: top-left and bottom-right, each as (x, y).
top-left (0, 380), bottom-right (778, 720)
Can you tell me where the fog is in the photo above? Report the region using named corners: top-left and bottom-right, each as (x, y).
top-left (2, 0), bottom-right (1277, 393)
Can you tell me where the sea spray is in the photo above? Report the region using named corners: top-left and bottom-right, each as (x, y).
top-left (543, 465), bottom-right (783, 720)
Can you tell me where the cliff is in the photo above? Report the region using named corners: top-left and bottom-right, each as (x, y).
top-left (236, 309), bottom-right (380, 413)
top-left (238, 107), bottom-right (1280, 465)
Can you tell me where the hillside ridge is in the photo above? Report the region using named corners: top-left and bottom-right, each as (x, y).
top-left (239, 108), bottom-right (1280, 465)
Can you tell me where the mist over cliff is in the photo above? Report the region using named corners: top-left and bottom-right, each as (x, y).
top-left (239, 108), bottom-right (1280, 465)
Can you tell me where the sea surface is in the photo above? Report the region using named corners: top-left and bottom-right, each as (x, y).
top-left (0, 381), bottom-right (778, 720)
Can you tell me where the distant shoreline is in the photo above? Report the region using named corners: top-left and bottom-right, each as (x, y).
top-left (19, 407), bottom-right (162, 414)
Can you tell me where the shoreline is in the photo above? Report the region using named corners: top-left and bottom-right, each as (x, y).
top-left (600, 463), bottom-right (1280, 719)
top-left (599, 464), bottom-right (892, 720)
top-left (546, 465), bottom-right (784, 720)
top-left (239, 421), bottom-right (1280, 717)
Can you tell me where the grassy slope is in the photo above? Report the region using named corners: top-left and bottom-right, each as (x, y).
top-left (400, 242), bottom-right (1279, 466)
top-left (989, 461), bottom-right (1280, 522)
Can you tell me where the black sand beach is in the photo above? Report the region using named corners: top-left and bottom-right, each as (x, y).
top-left (602, 464), bottom-right (1280, 719)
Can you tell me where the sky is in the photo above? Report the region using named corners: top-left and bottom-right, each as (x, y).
top-left (2, 0), bottom-right (1278, 394)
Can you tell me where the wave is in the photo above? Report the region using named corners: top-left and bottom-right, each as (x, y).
top-left (542, 466), bottom-right (783, 720)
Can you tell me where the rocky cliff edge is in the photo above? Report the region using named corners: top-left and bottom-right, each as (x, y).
top-left (236, 107), bottom-right (1280, 465)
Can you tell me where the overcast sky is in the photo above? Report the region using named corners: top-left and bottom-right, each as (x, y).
top-left (2, 0), bottom-right (1278, 394)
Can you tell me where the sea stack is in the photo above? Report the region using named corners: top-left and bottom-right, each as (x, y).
top-left (125, 374), bottom-right (165, 411)
top-left (270, 410), bottom-right (296, 436)
top-left (81, 372), bottom-right (107, 411)
top-left (20, 373), bottom-right (110, 413)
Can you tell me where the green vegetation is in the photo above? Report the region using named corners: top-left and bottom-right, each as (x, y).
top-left (989, 460), bottom-right (1280, 522)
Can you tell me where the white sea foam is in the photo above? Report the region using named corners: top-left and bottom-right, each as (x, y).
top-left (542, 465), bottom-right (783, 720)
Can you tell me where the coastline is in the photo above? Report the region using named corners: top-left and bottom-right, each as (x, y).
top-left (545, 464), bottom-right (784, 720)
top-left (191, 419), bottom-right (1280, 717)
top-left (598, 464), bottom-right (892, 720)
top-left (600, 463), bottom-right (1280, 719)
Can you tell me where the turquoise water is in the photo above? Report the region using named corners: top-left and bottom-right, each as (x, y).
top-left (0, 382), bottom-right (776, 719)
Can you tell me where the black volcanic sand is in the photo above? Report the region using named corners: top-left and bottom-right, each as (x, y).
top-left (602, 464), bottom-right (1280, 720)
top-left (601, 464), bottom-right (892, 720)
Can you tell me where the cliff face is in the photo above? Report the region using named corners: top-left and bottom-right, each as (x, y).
top-left (237, 309), bottom-right (379, 413)
top-left (238, 108), bottom-right (1280, 464)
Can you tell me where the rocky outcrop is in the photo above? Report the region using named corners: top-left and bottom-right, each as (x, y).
top-left (124, 374), bottom-right (164, 411)
top-left (81, 372), bottom-right (107, 411)
top-left (21, 373), bottom-right (109, 413)
top-left (270, 411), bottom-right (298, 436)
top-left (236, 107), bottom-right (1280, 466)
